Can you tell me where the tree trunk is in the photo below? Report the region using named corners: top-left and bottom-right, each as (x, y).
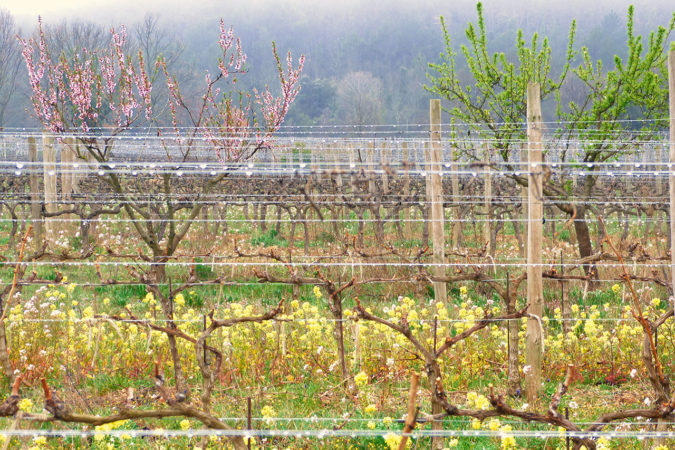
top-left (330, 296), bottom-right (349, 379)
top-left (152, 261), bottom-right (188, 394)
top-left (259, 204), bottom-right (267, 233)
top-left (0, 320), bottom-right (14, 382)
top-left (573, 207), bottom-right (596, 282)
top-left (275, 205), bottom-right (282, 235)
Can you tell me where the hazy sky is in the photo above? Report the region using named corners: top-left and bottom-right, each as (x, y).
top-left (4, 0), bottom-right (673, 39)
top-left (5, 0), bottom-right (660, 20)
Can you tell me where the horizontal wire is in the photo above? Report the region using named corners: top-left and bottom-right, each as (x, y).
top-left (0, 428), bottom-right (672, 439)
top-left (1, 117), bottom-right (671, 130)
top-left (0, 278), bottom-right (663, 286)
top-left (4, 317), bottom-right (652, 324)
top-left (2, 262), bottom-right (673, 268)
top-left (0, 131), bottom-right (671, 141)
top-left (155, 416), bottom-right (675, 426)
top-left (1, 195), bottom-right (671, 204)
top-left (2, 160), bottom-right (674, 167)
top-left (3, 217), bottom-right (673, 224)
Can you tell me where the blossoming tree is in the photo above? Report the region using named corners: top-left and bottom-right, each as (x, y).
top-left (17, 18), bottom-right (303, 446)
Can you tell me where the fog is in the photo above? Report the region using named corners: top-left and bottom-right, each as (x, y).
top-left (2, 0), bottom-right (674, 127)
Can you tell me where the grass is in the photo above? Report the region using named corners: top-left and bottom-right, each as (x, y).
top-left (86, 372), bottom-right (154, 395)
top-left (251, 228), bottom-right (288, 247)
top-left (0, 206), bottom-right (671, 449)
top-left (95, 284), bottom-right (147, 307)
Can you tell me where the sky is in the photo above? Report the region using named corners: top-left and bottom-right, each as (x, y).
top-left (4, 0), bottom-right (673, 42)
top-left (4, 0), bottom-right (181, 22)
top-left (5, 0), bottom-right (662, 21)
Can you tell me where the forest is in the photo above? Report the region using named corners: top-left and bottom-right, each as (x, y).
top-left (1, 0), bottom-right (674, 129)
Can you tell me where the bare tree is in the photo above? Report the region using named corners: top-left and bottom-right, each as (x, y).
top-left (336, 71), bottom-right (383, 129)
top-left (42, 19), bottom-right (110, 58)
top-left (133, 13), bottom-right (183, 67)
top-left (0, 9), bottom-right (22, 128)
top-left (131, 13), bottom-right (185, 125)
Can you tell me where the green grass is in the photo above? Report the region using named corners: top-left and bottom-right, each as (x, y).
top-left (85, 372), bottom-right (154, 395)
top-left (95, 284), bottom-right (147, 307)
top-left (193, 257), bottom-right (215, 280)
top-left (251, 228), bottom-right (288, 247)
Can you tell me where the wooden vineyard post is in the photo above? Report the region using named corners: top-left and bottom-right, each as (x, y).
top-left (42, 134), bottom-right (57, 242)
top-left (429, 100), bottom-right (446, 449)
top-left (28, 137), bottom-right (43, 248)
top-left (402, 142), bottom-right (412, 237)
top-left (521, 142), bottom-right (529, 258)
top-left (657, 145), bottom-right (666, 237)
top-left (381, 141), bottom-right (389, 193)
top-left (61, 137), bottom-right (75, 200)
top-left (423, 142), bottom-right (431, 245)
top-left (668, 47), bottom-right (675, 316)
top-left (367, 141), bottom-right (375, 194)
top-left (61, 137), bottom-right (76, 234)
top-left (525, 83), bottom-right (544, 404)
top-left (451, 146), bottom-right (461, 249)
top-left (334, 142), bottom-right (344, 233)
top-left (483, 143), bottom-right (493, 253)
top-left (429, 100), bottom-right (446, 303)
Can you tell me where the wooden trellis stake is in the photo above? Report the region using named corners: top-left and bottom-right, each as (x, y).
top-left (525, 83), bottom-right (544, 404)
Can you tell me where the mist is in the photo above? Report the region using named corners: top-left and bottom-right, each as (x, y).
top-left (2, 0), bottom-right (674, 128)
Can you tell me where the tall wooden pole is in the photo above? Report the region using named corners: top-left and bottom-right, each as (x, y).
top-left (521, 142), bottom-right (529, 258)
top-left (483, 143), bottom-right (493, 252)
top-left (367, 141), bottom-right (375, 194)
top-left (61, 137), bottom-right (75, 200)
top-left (402, 142), bottom-right (412, 237)
top-left (28, 137), bottom-right (43, 247)
top-left (430, 100), bottom-right (446, 303)
top-left (668, 47), bottom-right (675, 312)
top-left (42, 134), bottom-right (57, 241)
top-left (429, 99), bottom-right (446, 449)
top-left (451, 147), bottom-right (462, 249)
top-left (525, 83), bottom-right (544, 404)
top-left (381, 141), bottom-right (389, 193)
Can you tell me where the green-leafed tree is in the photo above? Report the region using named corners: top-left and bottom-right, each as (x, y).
top-left (426, 1), bottom-right (576, 160)
top-left (552, 5), bottom-right (675, 268)
top-left (426, 2), bottom-right (674, 274)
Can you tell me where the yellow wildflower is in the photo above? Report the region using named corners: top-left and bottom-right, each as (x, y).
top-left (175, 294), bottom-right (185, 306)
top-left (354, 371), bottom-right (368, 386)
top-left (18, 398), bottom-right (33, 412)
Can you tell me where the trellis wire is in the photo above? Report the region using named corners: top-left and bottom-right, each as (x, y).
top-left (0, 428), bottom-right (672, 439)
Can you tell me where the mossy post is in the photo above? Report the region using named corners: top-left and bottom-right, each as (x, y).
top-left (525, 83), bottom-right (544, 404)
